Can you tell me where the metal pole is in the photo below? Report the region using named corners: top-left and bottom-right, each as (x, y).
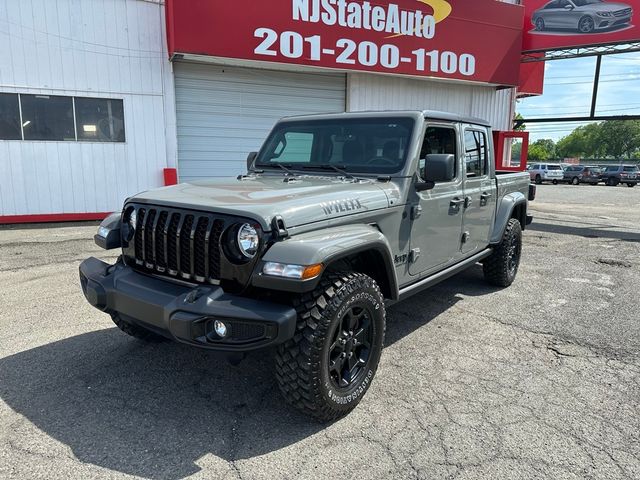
top-left (590, 55), bottom-right (602, 119)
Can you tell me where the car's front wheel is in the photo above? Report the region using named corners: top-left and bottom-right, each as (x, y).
top-left (535, 175), bottom-right (542, 185)
top-left (572, 177), bottom-right (580, 185)
top-left (628, 183), bottom-right (636, 188)
top-left (579, 16), bottom-right (595, 33)
top-left (275, 273), bottom-right (386, 421)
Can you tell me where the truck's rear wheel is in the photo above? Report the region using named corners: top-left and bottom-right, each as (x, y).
top-left (275, 273), bottom-right (386, 421)
top-left (110, 313), bottom-right (166, 342)
top-left (483, 218), bottom-right (522, 288)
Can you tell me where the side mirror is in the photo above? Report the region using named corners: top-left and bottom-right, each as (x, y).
top-left (247, 151), bottom-right (258, 171)
top-left (564, 4), bottom-right (574, 9)
top-left (424, 154), bottom-right (456, 183)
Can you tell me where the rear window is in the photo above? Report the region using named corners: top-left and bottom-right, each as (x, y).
top-left (547, 165), bottom-right (562, 170)
top-left (623, 166), bottom-right (638, 172)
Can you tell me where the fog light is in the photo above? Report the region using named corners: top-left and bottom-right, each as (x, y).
top-left (214, 320), bottom-right (227, 338)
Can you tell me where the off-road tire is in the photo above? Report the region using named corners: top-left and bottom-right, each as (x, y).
top-left (110, 313), bottom-right (166, 342)
top-left (483, 218), bottom-right (522, 288)
top-left (275, 272), bottom-right (386, 422)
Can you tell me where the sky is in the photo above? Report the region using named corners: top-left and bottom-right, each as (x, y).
top-left (516, 50), bottom-right (640, 142)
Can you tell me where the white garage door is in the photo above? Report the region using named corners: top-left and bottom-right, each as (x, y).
top-left (174, 63), bottom-right (346, 181)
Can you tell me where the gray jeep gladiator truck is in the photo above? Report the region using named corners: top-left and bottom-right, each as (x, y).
top-left (80, 110), bottom-right (534, 421)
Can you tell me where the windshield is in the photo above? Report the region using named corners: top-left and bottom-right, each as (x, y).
top-left (573, 0), bottom-right (603, 6)
top-left (255, 117), bottom-right (416, 175)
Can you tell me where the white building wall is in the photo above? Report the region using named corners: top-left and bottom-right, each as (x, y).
top-left (0, 0), bottom-right (176, 216)
top-left (347, 73), bottom-right (514, 132)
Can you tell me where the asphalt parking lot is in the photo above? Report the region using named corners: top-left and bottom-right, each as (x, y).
top-left (1, 184), bottom-right (639, 480)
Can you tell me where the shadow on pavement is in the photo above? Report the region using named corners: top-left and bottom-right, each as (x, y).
top-left (529, 221), bottom-right (640, 243)
top-left (0, 266), bottom-right (495, 479)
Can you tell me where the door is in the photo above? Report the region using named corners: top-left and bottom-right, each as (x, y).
top-left (461, 128), bottom-right (497, 254)
top-left (409, 124), bottom-right (465, 276)
top-left (558, 0), bottom-right (580, 28)
top-left (174, 63), bottom-right (346, 182)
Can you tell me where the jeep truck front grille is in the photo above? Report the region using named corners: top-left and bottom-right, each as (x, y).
top-left (131, 207), bottom-right (226, 283)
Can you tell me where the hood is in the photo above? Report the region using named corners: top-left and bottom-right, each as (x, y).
top-left (591, 2), bottom-right (630, 11)
top-left (130, 175), bottom-right (395, 230)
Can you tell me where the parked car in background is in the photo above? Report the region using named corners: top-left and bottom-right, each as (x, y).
top-left (562, 165), bottom-right (602, 185)
top-left (600, 165), bottom-right (639, 187)
top-left (528, 163), bottom-right (565, 184)
top-left (532, 0), bottom-right (634, 34)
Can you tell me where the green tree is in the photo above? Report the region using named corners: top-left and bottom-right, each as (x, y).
top-left (556, 123), bottom-right (603, 158)
top-left (514, 113), bottom-right (526, 132)
top-left (599, 120), bottom-right (640, 159)
top-left (528, 143), bottom-right (550, 161)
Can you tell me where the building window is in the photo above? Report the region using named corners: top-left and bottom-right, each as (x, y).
top-left (0, 93), bottom-right (125, 143)
top-left (21, 94), bottom-right (75, 141)
top-left (0, 93), bottom-right (22, 140)
top-left (75, 97), bottom-right (125, 142)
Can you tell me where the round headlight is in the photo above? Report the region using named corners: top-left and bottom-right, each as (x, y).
top-left (237, 223), bottom-right (259, 258)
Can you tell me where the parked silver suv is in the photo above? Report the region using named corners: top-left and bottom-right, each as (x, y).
top-left (528, 163), bottom-right (564, 184)
top-left (532, 0), bottom-right (633, 34)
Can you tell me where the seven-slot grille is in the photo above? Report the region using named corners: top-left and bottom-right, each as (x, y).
top-left (131, 206), bottom-right (226, 283)
top-left (614, 8), bottom-right (632, 17)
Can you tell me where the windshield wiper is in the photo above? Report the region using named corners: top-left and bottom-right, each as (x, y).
top-left (271, 163), bottom-right (298, 177)
top-left (303, 164), bottom-right (357, 180)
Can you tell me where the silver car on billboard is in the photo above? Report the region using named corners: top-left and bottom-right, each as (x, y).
top-left (532, 0), bottom-right (633, 34)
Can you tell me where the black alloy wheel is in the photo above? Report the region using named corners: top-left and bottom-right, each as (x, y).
top-left (328, 304), bottom-right (374, 389)
top-left (275, 272), bottom-right (386, 421)
top-left (507, 231), bottom-right (522, 278)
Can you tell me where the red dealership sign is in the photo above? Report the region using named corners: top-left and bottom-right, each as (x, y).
top-left (523, 0), bottom-right (640, 52)
top-left (166, 0), bottom-right (525, 86)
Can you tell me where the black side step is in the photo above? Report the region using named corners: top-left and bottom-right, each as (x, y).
top-left (394, 248), bottom-right (493, 303)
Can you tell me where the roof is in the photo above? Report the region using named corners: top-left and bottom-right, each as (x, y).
top-left (281, 110), bottom-right (492, 127)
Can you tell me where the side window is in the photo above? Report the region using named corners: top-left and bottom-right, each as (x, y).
top-left (545, 1), bottom-right (560, 8)
top-left (0, 93), bottom-right (21, 140)
top-left (21, 94), bottom-right (75, 141)
top-left (464, 130), bottom-right (488, 178)
top-left (419, 126), bottom-right (457, 180)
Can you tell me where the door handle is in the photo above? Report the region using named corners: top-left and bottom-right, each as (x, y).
top-left (481, 192), bottom-right (493, 199)
top-left (450, 198), bottom-right (465, 208)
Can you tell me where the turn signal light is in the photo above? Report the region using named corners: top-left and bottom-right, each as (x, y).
top-left (263, 262), bottom-right (323, 280)
top-left (302, 264), bottom-right (323, 280)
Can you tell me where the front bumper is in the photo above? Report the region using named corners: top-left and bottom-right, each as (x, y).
top-left (79, 257), bottom-right (297, 352)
